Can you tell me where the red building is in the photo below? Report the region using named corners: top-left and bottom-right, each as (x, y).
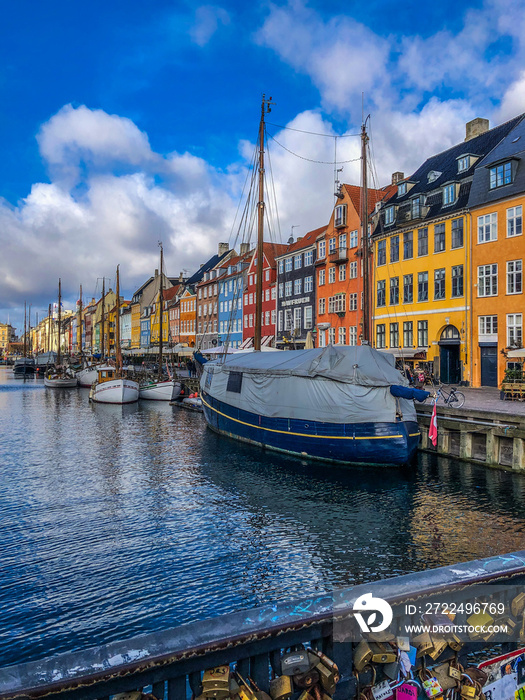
top-left (242, 242), bottom-right (287, 348)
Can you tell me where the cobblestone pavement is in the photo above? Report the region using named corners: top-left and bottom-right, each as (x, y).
top-left (435, 386), bottom-right (525, 416)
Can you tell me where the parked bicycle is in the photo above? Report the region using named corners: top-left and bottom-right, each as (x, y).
top-left (427, 384), bottom-right (465, 408)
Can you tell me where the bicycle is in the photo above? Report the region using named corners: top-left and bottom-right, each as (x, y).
top-left (428, 385), bottom-right (465, 408)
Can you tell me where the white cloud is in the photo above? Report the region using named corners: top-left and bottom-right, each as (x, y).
top-left (190, 5), bottom-right (230, 46)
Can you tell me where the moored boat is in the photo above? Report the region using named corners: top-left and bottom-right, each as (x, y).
top-left (44, 372), bottom-right (78, 388)
top-left (77, 364), bottom-right (114, 387)
top-left (13, 357), bottom-right (36, 375)
top-left (139, 378), bottom-right (181, 401)
top-left (44, 279), bottom-right (78, 390)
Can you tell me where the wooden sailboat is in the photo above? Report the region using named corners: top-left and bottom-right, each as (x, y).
top-left (138, 244), bottom-right (181, 401)
top-left (198, 97), bottom-right (422, 467)
top-left (76, 279), bottom-right (113, 387)
top-left (13, 301), bottom-right (36, 375)
top-left (89, 266), bottom-right (139, 404)
top-left (44, 279), bottom-right (78, 387)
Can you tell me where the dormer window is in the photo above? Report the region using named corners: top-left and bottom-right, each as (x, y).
top-left (458, 156), bottom-right (470, 172)
top-left (334, 204), bottom-right (347, 227)
top-left (427, 170), bottom-right (442, 183)
top-left (443, 183), bottom-right (456, 206)
top-left (490, 161), bottom-right (513, 189)
top-left (412, 197), bottom-right (422, 219)
top-left (385, 206), bottom-right (395, 225)
top-left (398, 182), bottom-right (407, 196)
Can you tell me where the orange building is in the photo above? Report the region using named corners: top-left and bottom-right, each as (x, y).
top-left (315, 183), bottom-right (393, 347)
top-left (178, 288), bottom-right (196, 348)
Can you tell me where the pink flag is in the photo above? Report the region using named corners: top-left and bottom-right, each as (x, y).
top-left (429, 401), bottom-right (438, 447)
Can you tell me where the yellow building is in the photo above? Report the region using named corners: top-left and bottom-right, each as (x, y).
top-left (0, 323), bottom-right (15, 352)
top-left (372, 117), bottom-right (521, 385)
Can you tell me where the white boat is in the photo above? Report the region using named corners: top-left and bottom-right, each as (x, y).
top-left (44, 280), bottom-right (78, 389)
top-left (44, 372), bottom-right (78, 388)
top-left (89, 266), bottom-right (139, 405)
top-left (77, 364), bottom-right (113, 387)
top-left (139, 379), bottom-right (181, 401)
top-left (89, 367), bottom-right (139, 404)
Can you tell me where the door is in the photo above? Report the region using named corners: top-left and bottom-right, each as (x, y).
top-left (440, 345), bottom-right (461, 384)
top-left (480, 345), bottom-right (498, 386)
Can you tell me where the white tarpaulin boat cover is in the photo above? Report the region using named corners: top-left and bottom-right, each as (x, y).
top-left (201, 345), bottom-right (417, 424)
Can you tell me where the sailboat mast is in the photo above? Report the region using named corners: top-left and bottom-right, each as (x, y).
top-left (158, 244), bottom-right (163, 379)
top-left (57, 279), bottom-right (62, 365)
top-left (79, 284), bottom-right (83, 356)
top-left (101, 277), bottom-right (105, 360)
top-left (47, 304), bottom-right (51, 354)
top-left (361, 121), bottom-right (370, 344)
top-left (254, 95), bottom-right (273, 351)
top-left (28, 304), bottom-right (32, 355)
top-left (23, 301), bottom-right (27, 358)
top-left (116, 266), bottom-right (122, 376)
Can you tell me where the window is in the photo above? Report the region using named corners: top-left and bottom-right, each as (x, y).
top-left (451, 218), bottom-right (464, 249)
top-left (328, 327), bottom-right (336, 345)
top-left (294, 307), bottom-right (301, 331)
top-left (403, 231), bottom-right (413, 259)
top-left (443, 184), bottom-right (455, 205)
top-left (418, 272), bottom-right (428, 302)
top-left (334, 204), bottom-right (347, 227)
top-left (304, 306), bottom-right (313, 329)
top-left (478, 213), bottom-right (498, 243)
top-left (458, 156), bottom-right (470, 172)
top-left (385, 207), bottom-right (395, 225)
top-left (434, 223), bottom-right (446, 252)
top-left (479, 316), bottom-right (497, 335)
top-left (349, 229), bottom-right (358, 248)
top-left (390, 277), bottom-right (399, 305)
top-left (338, 327), bottom-right (346, 345)
top-left (403, 274), bottom-right (413, 304)
top-left (294, 254), bottom-right (302, 269)
top-left (377, 240), bottom-right (386, 265)
top-left (349, 261), bottom-right (358, 278)
top-left (490, 161), bottom-right (512, 189)
top-left (319, 298), bottom-right (326, 315)
top-left (403, 321), bottom-right (414, 347)
top-left (434, 268), bottom-right (446, 300)
top-left (319, 269), bottom-right (325, 286)
top-left (265, 270), bottom-right (270, 282)
top-left (294, 278), bottom-right (302, 295)
top-left (227, 371), bottom-right (243, 393)
top-left (285, 258), bottom-right (293, 272)
top-left (328, 294), bottom-right (346, 313)
top-left (304, 275), bottom-right (313, 293)
top-left (339, 233), bottom-right (347, 249)
top-left (278, 283), bottom-right (284, 298)
top-left (271, 309), bottom-right (276, 326)
top-left (398, 182), bottom-right (407, 196)
top-left (412, 197), bottom-right (421, 219)
top-left (418, 228), bottom-right (428, 256)
top-left (284, 309), bottom-right (293, 331)
top-left (285, 281), bottom-right (292, 297)
top-left (304, 250), bottom-right (314, 266)
top-left (507, 206), bottom-right (523, 237)
top-left (377, 280), bottom-right (386, 307)
top-left (249, 293), bottom-right (253, 305)
top-left (507, 260), bottom-right (522, 294)
top-left (329, 237), bottom-right (337, 254)
top-left (349, 326), bottom-right (357, 345)
top-left (390, 323), bottom-right (399, 348)
top-left (507, 314), bottom-right (523, 347)
top-left (417, 320), bottom-right (428, 347)
top-left (318, 241), bottom-right (326, 258)
top-left (376, 324), bottom-right (386, 348)
top-left (278, 260), bottom-right (284, 274)
top-left (265, 289), bottom-right (270, 301)
top-left (328, 266), bottom-right (336, 283)
top-left (339, 264), bottom-right (346, 281)
top-left (349, 293), bottom-right (358, 311)
top-left (478, 264), bottom-right (498, 297)
top-left (390, 236), bottom-right (399, 262)
top-left (271, 287), bottom-right (276, 300)
top-left (278, 311), bottom-right (283, 332)
top-left (452, 265), bottom-right (464, 298)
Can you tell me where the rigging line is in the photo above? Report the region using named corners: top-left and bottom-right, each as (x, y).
top-left (265, 133), bottom-right (283, 244)
top-left (267, 133), bottom-right (362, 165)
top-left (267, 122), bottom-right (360, 138)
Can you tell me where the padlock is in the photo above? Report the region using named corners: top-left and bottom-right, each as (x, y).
top-left (448, 660), bottom-right (463, 682)
top-left (412, 631), bottom-right (434, 658)
top-left (460, 675), bottom-right (480, 700)
top-left (445, 632), bottom-right (463, 652)
top-left (395, 684), bottom-right (418, 700)
top-left (432, 663), bottom-right (460, 691)
top-left (202, 667), bottom-right (231, 699)
top-left (354, 640), bottom-right (374, 672)
top-left (395, 637), bottom-right (410, 652)
top-left (466, 611), bottom-right (494, 640)
top-left (293, 669), bottom-right (319, 690)
top-left (422, 677), bottom-right (444, 699)
top-left (281, 650), bottom-right (312, 676)
top-left (520, 616), bottom-right (525, 644)
top-left (269, 675), bottom-right (293, 700)
top-left (307, 649), bottom-right (339, 677)
top-left (511, 592), bottom-right (525, 618)
top-left (236, 674), bottom-right (258, 700)
top-left (315, 661), bottom-right (340, 695)
top-left (383, 662), bottom-right (401, 681)
top-left (369, 642), bottom-right (397, 664)
top-left (427, 636), bottom-right (448, 661)
top-left (371, 680), bottom-right (394, 700)
top-left (296, 691), bottom-right (315, 700)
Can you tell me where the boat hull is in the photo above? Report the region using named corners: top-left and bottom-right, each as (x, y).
top-left (90, 379), bottom-right (139, 404)
top-left (139, 379), bottom-right (181, 401)
top-left (201, 391), bottom-right (420, 466)
top-left (77, 365), bottom-right (113, 387)
top-left (13, 359), bottom-right (36, 375)
top-left (44, 377), bottom-right (78, 388)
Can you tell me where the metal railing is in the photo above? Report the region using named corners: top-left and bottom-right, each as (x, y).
top-left (2, 552), bottom-right (525, 700)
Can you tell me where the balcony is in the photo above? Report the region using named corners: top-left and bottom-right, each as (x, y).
top-left (328, 246), bottom-right (349, 263)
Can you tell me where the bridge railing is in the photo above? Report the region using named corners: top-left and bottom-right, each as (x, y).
top-left (2, 551), bottom-right (525, 700)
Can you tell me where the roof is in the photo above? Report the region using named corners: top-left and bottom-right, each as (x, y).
top-left (343, 183), bottom-right (395, 217)
top-left (276, 226), bottom-right (326, 258)
top-left (257, 242), bottom-right (288, 268)
top-left (185, 249), bottom-right (233, 286)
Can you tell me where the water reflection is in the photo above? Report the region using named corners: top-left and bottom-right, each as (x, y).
top-left (1, 367), bottom-right (525, 668)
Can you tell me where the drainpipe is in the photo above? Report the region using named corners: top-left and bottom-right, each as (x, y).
top-left (468, 212), bottom-right (473, 387)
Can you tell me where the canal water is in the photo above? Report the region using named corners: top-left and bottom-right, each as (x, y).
top-left (1, 367), bottom-right (525, 668)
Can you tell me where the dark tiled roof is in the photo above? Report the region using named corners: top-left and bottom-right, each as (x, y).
top-left (185, 250), bottom-right (232, 286)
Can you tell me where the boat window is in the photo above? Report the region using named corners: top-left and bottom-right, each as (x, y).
top-left (226, 371), bottom-right (243, 393)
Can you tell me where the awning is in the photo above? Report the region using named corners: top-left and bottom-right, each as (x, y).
top-left (261, 335), bottom-right (274, 347)
top-left (507, 348), bottom-right (525, 358)
top-left (239, 337), bottom-right (254, 349)
top-left (377, 347), bottom-right (428, 359)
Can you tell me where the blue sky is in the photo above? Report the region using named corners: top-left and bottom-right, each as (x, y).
top-left (1, 0), bottom-right (524, 333)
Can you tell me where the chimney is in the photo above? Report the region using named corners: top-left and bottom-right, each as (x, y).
top-left (391, 171), bottom-right (404, 185)
top-left (154, 268), bottom-right (158, 277)
top-left (218, 242), bottom-right (229, 257)
top-left (465, 118), bottom-right (489, 141)
top-left (179, 271), bottom-right (184, 282)
top-left (240, 242), bottom-right (250, 256)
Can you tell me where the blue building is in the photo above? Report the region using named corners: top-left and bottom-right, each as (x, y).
top-left (217, 246), bottom-right (252, 349)
top-left (140, 308), bottom-right (151, 349)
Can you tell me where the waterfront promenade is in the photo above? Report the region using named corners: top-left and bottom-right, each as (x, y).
top-left (452, 386), bottom-right (525, 416)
